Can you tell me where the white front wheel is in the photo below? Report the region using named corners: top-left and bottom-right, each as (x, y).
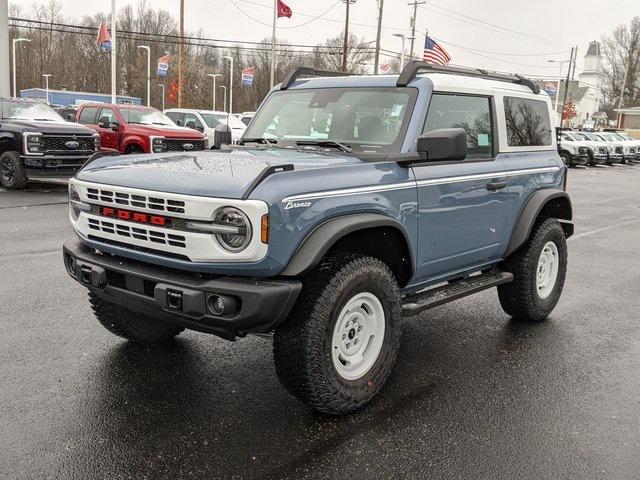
top-left (536, 241), bottom-right (559, 299)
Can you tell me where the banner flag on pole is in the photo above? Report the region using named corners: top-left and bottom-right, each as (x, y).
top-left (157, 54), bottom-right (170, 77)
top-left (241, 67), bottom-right (256, 86)
top-left (96, 21), bottom-right (112, 53)
top-left (277, 0), bottom-right (292, 18)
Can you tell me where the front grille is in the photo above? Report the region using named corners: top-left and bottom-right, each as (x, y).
top-left (88, 218), bottom-right (187, 248)
top-left (615, 146), bottom-right (623, 154)
top-left (165, 139), bottom-right (206, 152)
top-left (629, 147), bottom-right (636, 154)
top-left (598, 146), bottom-right (607, 154)
top-left (86, 188), bottom-right (186, 214)
top-left (578, 147), bottom-right (588, 155)
top-left (42, 135), bottom-right (95, 155)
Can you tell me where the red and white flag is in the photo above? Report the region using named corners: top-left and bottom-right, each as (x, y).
top-left (277, 0), bottom-right (292, 18)
top-left (96, 21), bottom-right (112, 52)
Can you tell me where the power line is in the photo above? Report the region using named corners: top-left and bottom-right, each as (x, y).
top-left (427, 2), bottom-right (570, 48)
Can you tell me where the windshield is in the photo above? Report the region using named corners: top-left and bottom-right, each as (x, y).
top-left (1, 100), bottom-right (65, 122)
top-left (601, 133), bottom-right (618, 142)
top-left (574, 133), bottom-right (591, 141)
top-left (562, 132), bottom-right (579, 141)
top-left (120, 108), bottom-right (174, 126)
top-left (201, 113), bottom-right (246, 129)
top-left (244, 87), bottom-right (416, 152)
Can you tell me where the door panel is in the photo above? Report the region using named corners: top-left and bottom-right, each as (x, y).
top-left (97, 107), bottom-right (119, 150)
top-left (413, 161), bottom-right (508, 280)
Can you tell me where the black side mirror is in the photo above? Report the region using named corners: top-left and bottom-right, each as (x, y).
top-left (97, 116), bottom-right (110, 128)
top-left (65, 113), bottom-right (76, 122)
top-left (212, 124), bottom-right (232, 150)
top-left (417, 128), bottom-right (467, 162)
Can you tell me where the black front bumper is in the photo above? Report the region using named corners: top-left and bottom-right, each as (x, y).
top-left (63, 240), bottom-right (302, 340)
top-left (568, 153), bottom-right (589, 166)
top-left (23, 154), bottom-right (92, 178)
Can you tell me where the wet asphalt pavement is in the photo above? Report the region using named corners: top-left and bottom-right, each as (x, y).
top-left (1, 167), bottom-right (640, 480)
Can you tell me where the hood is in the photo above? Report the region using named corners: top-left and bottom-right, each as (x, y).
top-left (76, 147), bottom-right (361, 199)
top-left (6, 119), bottom-right (95, 135)
top-left (127, 123), bottom-right (205, 139)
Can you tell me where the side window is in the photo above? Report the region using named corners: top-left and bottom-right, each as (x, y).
top-left (184, 113), bottom-right (203, 130)
top-left (423, 94), bottom-right (493, 159)
top-left (78, 107), bottom-right (98, 124)
top-left (503, 96), bottom-right (552, 147)
top-left (98, 108), bottom-right (117, 125)
top-left (166, 112), bottom-right (184, 126)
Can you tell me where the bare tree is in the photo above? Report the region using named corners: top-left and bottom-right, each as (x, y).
top-left (315, 33), bottom-right (373, 74)
top-left (601, 16), bottom-right (640, 116)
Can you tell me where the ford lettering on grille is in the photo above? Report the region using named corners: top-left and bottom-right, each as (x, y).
top-left (101, 206), bottom-right (169, 226)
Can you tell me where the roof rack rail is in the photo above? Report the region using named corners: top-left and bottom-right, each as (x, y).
top-left (396, 61), bottom-right (540, 94)
top-left (280, 66), bottom-right (352, 90)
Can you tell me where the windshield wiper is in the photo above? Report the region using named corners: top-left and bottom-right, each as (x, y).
top-left (295, 140), bottom-right (352, 153)
top-left (239, 137), bottom-right (277, 146)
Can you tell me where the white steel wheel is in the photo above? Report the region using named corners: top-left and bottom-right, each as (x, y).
top-left (536, 241), bottom-right (559, 299)
top-left (331, 292), bottom-right (386, 381)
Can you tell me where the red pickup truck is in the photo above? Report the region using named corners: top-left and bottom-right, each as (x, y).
top-left (76, 103), bottom-right (207, 154)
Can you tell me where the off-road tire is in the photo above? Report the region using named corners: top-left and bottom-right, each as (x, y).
top-left (88, 292), bottom-right (184, 342)
top-left (0, 151), bottom-right (28, 189)
top-left (498, 218), bottom-right (567, 322)
top-left (273, 253), bottom-right (402, 415)
top-left (125, 144), bottom-right (144, 154)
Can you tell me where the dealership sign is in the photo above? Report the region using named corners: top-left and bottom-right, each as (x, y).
top-left (242, 67), bottom-right (256, 86)
top-left (157, 55), bottom-right (170, 77)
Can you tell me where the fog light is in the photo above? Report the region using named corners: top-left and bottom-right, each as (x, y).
top-left (207, 294), bottom-right (239, 316)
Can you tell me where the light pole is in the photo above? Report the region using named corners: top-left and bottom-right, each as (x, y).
top-left (223, 56), bottom-right (234, 114)
top-left (393, 33), bottom-right (414, 70)
top-left (110, 0), bottom-right (117, 104)
top-left (137, 45), bottom-right (150, 106)
top-left (219, 86), bottom-right (227, 112)
top-left (208, 73), bottom-right (222, 111)
top-left (157, 84), bottom-right (165, 111)
top-left (12, 38), bottom-right (30, 98)
top-left (548, 59), bottom-right (571, 119)
top-left (42, 74), bottom-right (51, 104)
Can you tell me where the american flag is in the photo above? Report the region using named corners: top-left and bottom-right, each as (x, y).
top-left (423, 35), bottom-right (451, 66)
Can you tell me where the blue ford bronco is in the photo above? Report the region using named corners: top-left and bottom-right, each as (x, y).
top-left (63, 63), bottom-right (573, 414)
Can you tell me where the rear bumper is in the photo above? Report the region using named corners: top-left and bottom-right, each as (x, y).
top-left (63, 239), bottom-right (302, 340)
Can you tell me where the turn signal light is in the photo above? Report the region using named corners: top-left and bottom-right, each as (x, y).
top-left (261, 214), bottom-right (269, 244)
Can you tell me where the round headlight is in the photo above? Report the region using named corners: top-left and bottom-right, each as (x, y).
top-left (69, 183), bottom-right (81, 220)
top-left (214, 207), bottom-right (252, 252)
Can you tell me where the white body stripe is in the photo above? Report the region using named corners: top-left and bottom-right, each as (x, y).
top-left (282, 166), bottom-right (560, 203)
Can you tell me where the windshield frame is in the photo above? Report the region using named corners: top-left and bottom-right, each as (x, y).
top-left (0, 99), bottom-right (66, 122)
top-left (244, 86), bottom-right (419, 154)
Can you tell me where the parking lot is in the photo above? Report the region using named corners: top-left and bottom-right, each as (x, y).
top-left (1, 165), bottom-right (640, 480)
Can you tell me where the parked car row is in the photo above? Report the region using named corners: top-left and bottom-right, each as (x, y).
top-left (0, 97), bottom-right (248, 188)
top-left (558, 128), bottom-right (640, 167)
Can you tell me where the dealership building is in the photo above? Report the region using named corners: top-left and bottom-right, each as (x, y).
top-left (19, 88), bottom-right (141, 107)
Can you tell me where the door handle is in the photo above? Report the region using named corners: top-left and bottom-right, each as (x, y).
top-left (486, 181), bottom-right (507, 191)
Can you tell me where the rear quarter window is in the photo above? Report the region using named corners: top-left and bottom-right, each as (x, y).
top-left (503, 96), bottom-right (552, 147)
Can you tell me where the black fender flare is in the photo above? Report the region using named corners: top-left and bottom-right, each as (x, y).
top-left (505, 189), bottom-right (573, 257)
top-left (280, 213), bottom-right (413, 277)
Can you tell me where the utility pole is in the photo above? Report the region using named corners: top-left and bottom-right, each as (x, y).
top-left (110, 0), bottom-right (117, 104)
top-left (342, 0), bottom-right (356, 72)
top-left (158, 84), bottom-right (165, 110)
top-left (373, 0), bottom-right (384, 74)
top-left (0, 0), bottom-right (10, 98)
top-left (178, 0), bottom-right (184, 107)
top-left (223, 56), bottom-right (234, 115)
top-left (560, 46), bottom-right (575, 128)
top-left (137, 45), bottom-right (151, 106)
top-left (407, 1), bottom-right (425, 60)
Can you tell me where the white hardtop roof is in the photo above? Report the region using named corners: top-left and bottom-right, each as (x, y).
top-left (420, 72), bottom-right (546, 97)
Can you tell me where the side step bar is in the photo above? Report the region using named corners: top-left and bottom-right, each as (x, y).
top-left (402, 271), bottom-right (513, 317)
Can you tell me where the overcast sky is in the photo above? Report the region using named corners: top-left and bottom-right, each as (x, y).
top-left (10, 0), bottom-right (640, 78)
